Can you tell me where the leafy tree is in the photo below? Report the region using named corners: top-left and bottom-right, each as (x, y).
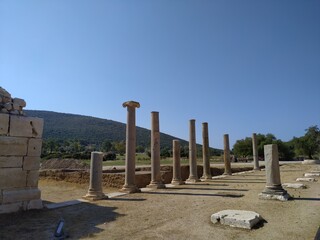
top-left (233, 137), bottom-right (252, 158)
top-left (293, 125), bottom-right (320, 159)
top-left (101, 140), bottom-right (112, 152)
top-left (103, 151), bottom-right (117, 161)
top-left (113, 141), bottom-right (126, 155)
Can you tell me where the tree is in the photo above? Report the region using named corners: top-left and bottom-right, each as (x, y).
top-left (233, 137), bottom-right (252, 158)
top-left (113, 141), bottom-right (126, 155)
top-left (294, 125), bottom-right (320, 159)
top-left (101, 140), bottom-right (112, 152)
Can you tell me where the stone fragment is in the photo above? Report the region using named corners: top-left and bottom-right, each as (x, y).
top-left (3, 102), bottom-right (12, 111)
top-left (13, 98), bottom-right (26, 107)
top-left (2, 188), bottom-right (41, 204)
top-left (0, 168), bottom-right (27, 188)
top-left (302, 159), bottom-right (320, 165)
top-left (27, 138), bottom-right (42, 157)
top-left (0, 113), bottom-right (9, 135)
top-left (0, 87), bottom-right (11, 98)
top-left (282, 183), bottom-right (307, 189)
top-left (9, 116), bottom-right (44, 138)
top-left (304, 173), bottom-right (320, 177)
top-left (0, 136), bottom-right (28, 156)
top-left (27, 199), bottom-right (43, 210)
top-left (296, 177), bottom-right (317, 182)
top-left (23, 156), bottom-right (40, 170)
top-left (0, 156), bottom-right (23, 168)
top-left (211, 210), bottom-right (262, 229)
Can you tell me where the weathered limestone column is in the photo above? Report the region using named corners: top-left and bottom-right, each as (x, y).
top-left (223, 134), bottom-right (232, 175)
top-left (252, 133), bottom-right (260, 171)
top-left (171, 140), bottom-right (184, 185)
top-left (147, 112), bottom-right (165, 189)
top-left (120, 101), bottom-right (140, 193)
top-left (259, 144), bottom-right (290, 201)
top-left (83, 152), bottom-right (107, 200)
top-left (186, 119), bottom-right (200, 183)
top-left (201, 122), bottom-right (212, 180)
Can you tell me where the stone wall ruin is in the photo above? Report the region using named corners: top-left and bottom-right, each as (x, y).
top-left (0, 87), bottom-right (44, 214)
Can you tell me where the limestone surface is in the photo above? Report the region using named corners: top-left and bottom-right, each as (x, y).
top-left (282, 183), bottom-right (307, 189)
top-left (211, 210), bottom-right (262, 229)
top-left (296, 177), bottom-right (317, 182)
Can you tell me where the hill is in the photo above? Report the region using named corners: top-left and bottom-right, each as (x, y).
top-left (25, 110), bottom-right (190, 149)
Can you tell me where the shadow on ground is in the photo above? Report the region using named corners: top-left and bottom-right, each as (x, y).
top-left (0, 202), bottom-right (123, 240)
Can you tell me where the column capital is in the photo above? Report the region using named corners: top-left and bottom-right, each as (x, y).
top-left (122, 101), bottom-right (140, 108)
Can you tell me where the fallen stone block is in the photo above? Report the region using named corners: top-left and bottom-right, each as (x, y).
top-left (304, 173), bottom-right (320, 177)
top-left (258, 192), bottom-right (291, 201)
top-left (282, 183), bottom-right (307, 189)
top-left (296, 177), bottom-right (317, 182)
top-left (211, 210), bottom-right (262, 229)
top-left (302, 159), bottom-right (320, 165)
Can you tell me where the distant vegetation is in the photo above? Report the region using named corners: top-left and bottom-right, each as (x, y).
top-left (25, 110), bottom-right (222, 160)
top-left (233, 126), bottom-right (320, 161)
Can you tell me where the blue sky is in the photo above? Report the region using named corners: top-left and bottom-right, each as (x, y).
top-left (1, 1), bottom-right (319, 148)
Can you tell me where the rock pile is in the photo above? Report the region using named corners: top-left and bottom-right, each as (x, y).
top-left (0, 87), bottom-right (26, 115)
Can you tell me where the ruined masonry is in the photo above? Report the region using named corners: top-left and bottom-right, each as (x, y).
top-left (0, 87), bottom-right (44, 214)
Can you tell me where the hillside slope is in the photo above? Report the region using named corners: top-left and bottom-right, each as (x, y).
top-left (25, 110), bottom-right (189, 148)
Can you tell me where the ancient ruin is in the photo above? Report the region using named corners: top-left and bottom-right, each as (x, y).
top-left (147, 112), bottom-right (165, 189)
top-left (120, 101), bottom-right (141, 193)
top-left (201, 122), bottom-right (212, 180)
top-left (171, 140), bottom-right (184, 185)
top-left (252, 133), bottom-right (260, 171)
top-left (186, 119), bottom-right (200, 183)
top-left (259, 144), bottom-right (291, 201)
top-left (83, 152), bottom-right (107, 201)
top-left (0, 87), bottom-right (44, 214)
top-left (223, 134), bottom-right (232, 175)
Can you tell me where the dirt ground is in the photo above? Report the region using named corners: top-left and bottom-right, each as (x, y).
top-left (0, 163), bottom-right (319, 240)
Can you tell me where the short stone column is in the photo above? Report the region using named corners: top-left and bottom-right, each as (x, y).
top-left (259, 144), bottom-right (290, 201)
top-left (201, 122), bottom-right (212, 180)
top-left (120, 101), bottom-right (140, 193)
top-left (171, 140), bottom-right (184, 185)
top-left (83, 152), bottom-right (107, 200)
top-left (186, 119), bottom-right (200, 183)
top-left (252, 133), bottom-right (260, 171)
top-left (147, 112), bottom-right (165, 189)
top-left (223, 134), bottom-right (232, 175)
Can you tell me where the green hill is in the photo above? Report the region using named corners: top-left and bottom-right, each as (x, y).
top-left (25, 110), bottom-right (189, 149)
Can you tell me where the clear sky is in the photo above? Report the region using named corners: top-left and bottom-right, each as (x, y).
top-left (1, 1), bottom-right (319, 149)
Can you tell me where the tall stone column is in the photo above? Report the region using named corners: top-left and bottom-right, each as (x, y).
top-left (83, 152), bottom-right (107, 200)
top-left (147, 112), bottom-right (165, 189)
top-left (171, 140), bottom-right (184, 185)
top-left (252, 133), bottom-right (260, 171)
top-left (121, 101), bottom-right (140, 193)
top-left (223, 134), bottom-right (232, 175)
top-left (201, 122), bottom-right (212, 180)
top-left (186, 119), bottom-right (200, 183)
top-left (259, 144), bottom-right (290, 201)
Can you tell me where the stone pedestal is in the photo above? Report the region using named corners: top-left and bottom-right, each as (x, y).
top-left (223, 134), bottom-right (232, 175)
top-left (252, 133), bottom-right (260, 171)
top-left (120, 101), bottom-right (141, 193)
top-left (259, 144), bottom-right (290, 201)
top-left (201, 122), bottom-right (212, 180)
top-left (171, 140), bottom-right (184, 185)
top-left (186, 119), bottom-right (200, 183)
top-left (83, 152), bottom-right (107, 201)
top-left (147, 112), bottom-right (165, 189)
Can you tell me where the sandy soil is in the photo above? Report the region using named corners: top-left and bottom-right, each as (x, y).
top-left (0, 163), bottom-right (319, 240)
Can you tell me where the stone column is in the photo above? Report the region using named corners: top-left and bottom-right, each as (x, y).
top-left (186, 119), bottom-right (200, 183)
top-left (223, 134), bottom-right (232, 175)
top-left (252, 133), bottom-right (260, 171)
top-left (83, 152), bottom-right (107, 200)
top-left (259, 144), bottom-right (290, 201)
top-left (147, 112), bottom-right (165, 189)
top-left (121, 101), bottom-right (140, 193)
top-left (171, 140), bottom-right (184, 185)
top-left (201, 122), bottom-right (212, 180)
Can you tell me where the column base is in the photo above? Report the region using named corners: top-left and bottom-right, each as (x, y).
top-left (147, 182), bottom-right (166, 189)
top-left (223, 171), bottom-right (232, 176)
top-left (201, 174), bottom-right (212, 180)
top-left (259, 187), bottom-right (291, 201)
top-left (82, 192), bottom-right (108, 201)
top-left (120, 185), bottom-right (141, 194)
top-left (185, 177), bottom-right (201, 183)
top-left (171, 180), bottom-right (185, 185)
